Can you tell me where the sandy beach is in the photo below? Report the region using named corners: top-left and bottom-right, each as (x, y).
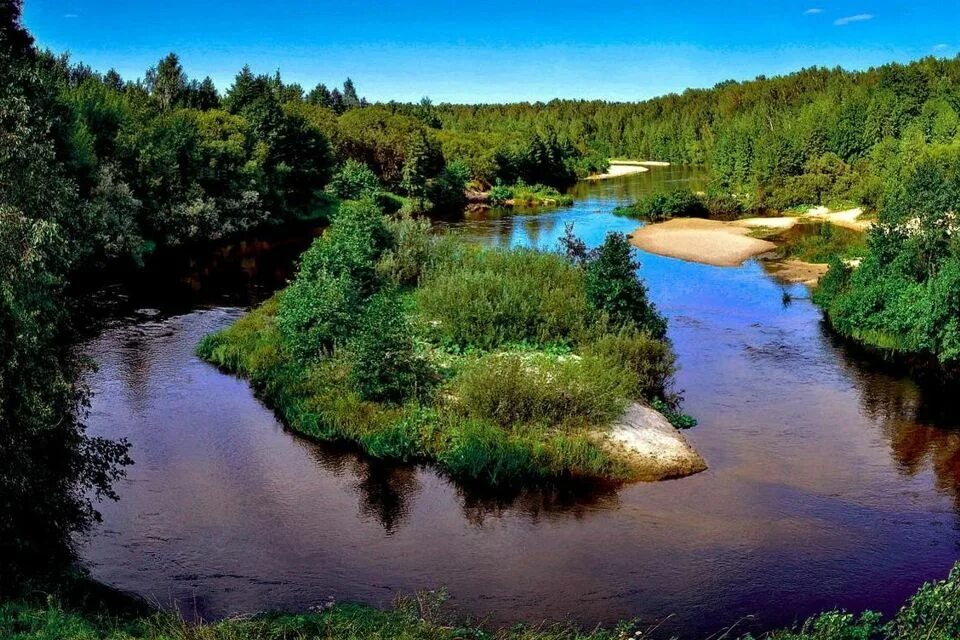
top-left (587, 162), bottom-right (650, 180)
top-left (629, 218), bottom-right (777, 267)
top-left (629, 207), bottom-right (871, 271)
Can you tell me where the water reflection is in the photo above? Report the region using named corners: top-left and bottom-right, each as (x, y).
top-left (825, 328), bottom-right (960, 509)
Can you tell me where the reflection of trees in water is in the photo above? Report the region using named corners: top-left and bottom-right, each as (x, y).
top-left (455, 480), bottom-right (621, 527)
top-left (303, 444), bottom-right (421, 534)
top-left (301, 439), bottom-right (621, 534)
top-left (824, 322), bottom-right (960, 506)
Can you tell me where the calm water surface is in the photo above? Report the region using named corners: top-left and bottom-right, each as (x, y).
top-left (80, 168), bottom-right (960, 638)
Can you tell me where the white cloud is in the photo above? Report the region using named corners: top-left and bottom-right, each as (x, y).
top-left (63, 13), bottom-right (79, 18)
top-left (834, 13), bottom-right (873, 26)
top-left (933, 43), bottom-right (950, 51)
top-left (804, 8), bottom-right (823, 15)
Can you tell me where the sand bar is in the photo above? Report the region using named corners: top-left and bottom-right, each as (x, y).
top-left (629, 218), bottom-right (777, 267)
top-left (587, 162), bottom-right (650, 180)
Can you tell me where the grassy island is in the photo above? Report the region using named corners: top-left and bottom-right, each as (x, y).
top-left (197, 199), bottom-right (689, 484)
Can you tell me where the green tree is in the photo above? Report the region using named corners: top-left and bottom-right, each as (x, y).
top-left (402, 131), bottom-right (433, 210)
top-left (145, 52), bottom-right (186, 110)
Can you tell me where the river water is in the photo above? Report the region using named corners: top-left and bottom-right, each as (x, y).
top-left (80, 168), bottom-right (960, 638)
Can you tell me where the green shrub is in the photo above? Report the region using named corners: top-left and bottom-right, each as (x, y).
top-left (488, 182), bottom-right (513, 205)
top-left (780, 222), bottom-right (868, 264)
top-left (197, 297), bottom-right (283, 378)
top-left (448, 352), bottom-right (634, 429)
top-left (325, 159), bottom-right (381, 200)
top-left (377, 213), bottom-right (434, 286)
top-left (427, 160), bottom-right (470, 212)
top-left (347, 293), bottom-right (434, 403)
top-left (581, 328), bottom-right (676, 400)
top-left (276, 271), bottom-right (361, 359)
top-left (614, 189), bottom-right (708, 221)
top-left (296, 199), bottom-right (392, 295)
top-left (416, 247), bottom-right (591, 350)
top-left (585, 233), bottom-right (668, 339)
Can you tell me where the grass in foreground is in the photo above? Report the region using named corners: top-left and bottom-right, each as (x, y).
top-left (4, 562), bottom-right (960, 639)
top-left (197, 200), bottom-right (683, 485)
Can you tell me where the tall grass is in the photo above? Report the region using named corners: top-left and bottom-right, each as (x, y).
top-left (415, 247), bottom-right (591, 350)
top-left (5, 562), bottom-right (960, 639)
top-left (448, 352), bottom-right (633, 429)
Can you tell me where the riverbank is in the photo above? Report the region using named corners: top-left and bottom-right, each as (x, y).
top-left (629, 207), bottom-right (871, 280)
top-left (6, 560), bottom-right (959, 639)
top-left (587, 160), bottom-right (673, 180)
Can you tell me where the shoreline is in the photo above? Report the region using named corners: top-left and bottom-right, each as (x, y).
top-left (629, 207), bottom-right (871, 281)
top-left (586, 160), bottom-right (668, 180)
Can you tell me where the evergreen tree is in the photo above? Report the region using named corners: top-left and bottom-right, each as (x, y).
top-left (145, 52), bottom-right (186, 110)
top-left (307, 82), bottom-right (332, 108)
top-left (402, 130), bottom-right (432, 210)
top-left (103, 68), bottom-right (123, 91)
top-left (330, 87), bottom-right (345, 114)
top-left (342, 77), bottom-right (361, 110)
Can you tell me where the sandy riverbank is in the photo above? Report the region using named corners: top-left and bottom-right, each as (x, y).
top-left (588, 162), bottom-right (650, 180)
top-left (587, 160), bottom-right (676, 180)
top-left (629, 218), bottom-right (778, 267)
top-left (629, 207), bottom-right (871, 273)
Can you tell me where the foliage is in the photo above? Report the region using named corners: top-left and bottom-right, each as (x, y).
top-left (201, 213), bottom-right (683, 483)
top-left (778, 222), bottom-right (868, 264)
top-left (377, 213), bottom-right (434, 286)
top-left (347, 292), bottom-right (433, 403)
top-left (325, 159), bottom-right (382, 200)
top-left (0, 8), bottom-right (130, 593)
top-left (814, 149), bottom-right (960, 366)
top-left (427, 160), bottom-right (471, 212)
top-left (580, 328), bottom-right (676, 400)
top-left (276, 200), bottom-right (391, 358)
top-left (614, 189), bottom-right (708, 222)
top-left (415, 247), bottom-right (592, 350)
top-left (584, 233), bottom-right (668, 339)
top-left (449, 352), bottom-right (634, 429)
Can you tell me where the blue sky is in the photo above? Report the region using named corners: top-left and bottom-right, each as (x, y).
top-left (23, 1), bottom-right (960, 103)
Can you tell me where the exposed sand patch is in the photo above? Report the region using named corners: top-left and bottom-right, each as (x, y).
top-left (587, 162), bottom-right (650, 180)
top-left (733, 207), bottom-right (871, 232)
top-left (763, 259), bottom-right (830, 286)
top-left (629, 218), bottom-right (777, 267)
top-left (630, 206), bottom-right (871, 269)
top-left (732, 217), bottom-right (798, 230)
top-left (807, 207), bottom-right (872, 231)
top-left (603, 403), bottom-right (706, 481)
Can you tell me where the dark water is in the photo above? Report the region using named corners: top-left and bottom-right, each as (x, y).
top-left (80, 168), bottom-right (960, 638)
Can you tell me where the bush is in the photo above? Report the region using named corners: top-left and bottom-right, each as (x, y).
top-left (427, 160), bottom-right (470, 212)
top-left (449, 352), bottom-right (634, 429)
top-left (581, 328), bottom-right (676, 400)
top-left (297, 199), bottom-right (392, 294)
top-left (276, 199), bottom-right (393, 359)
top-left (377, 213), bottom-right (434, 286)
top-left (325, 159), bottom-right (381, 200)
top-left (585, 233), bottom-right (668, 339)
top-left (277, 270), bottom-right (362, 359)
top-left (347, 293), bottom-right (433, 403)
top-left (415, 247), bottom-right (591, 350)
top-left (488, 182), bottom-right (514, 205)
top-left (614, 189), bottom-right (708, 221)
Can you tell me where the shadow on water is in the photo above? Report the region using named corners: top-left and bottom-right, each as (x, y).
top-left (79, 168), bottom-right (960, 638)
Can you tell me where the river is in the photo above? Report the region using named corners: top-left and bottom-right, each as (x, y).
top-left (79, 167), bottom-right (960, 638)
